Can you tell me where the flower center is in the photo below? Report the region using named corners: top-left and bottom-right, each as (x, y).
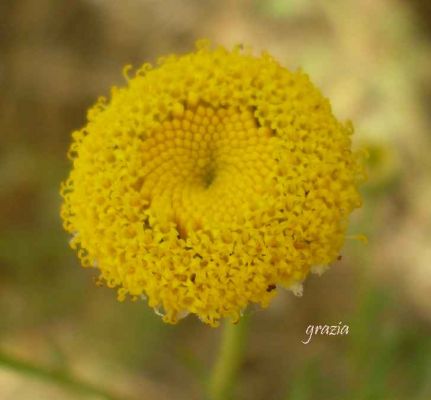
top-left (203, 166), bottom-right (216, 188)
top-left (139, 103), bottom-right (276, 236)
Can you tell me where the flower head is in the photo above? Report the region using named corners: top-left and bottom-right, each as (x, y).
top-left (60, 41), bottom-right (364, 326)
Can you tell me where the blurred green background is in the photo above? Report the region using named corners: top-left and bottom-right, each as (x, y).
top-left (1, 0), bottom-right (431, 399)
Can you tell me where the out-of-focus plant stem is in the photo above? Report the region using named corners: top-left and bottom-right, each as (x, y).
top-left (207, 315), bottom-right (250, 400)
top-left (0, 351), bottom-right (126, 400)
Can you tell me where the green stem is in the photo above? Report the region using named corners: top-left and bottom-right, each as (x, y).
top-left (207, 315), bottom-right (250, 400)
top-left (0, 351), bottom-right (126, 400)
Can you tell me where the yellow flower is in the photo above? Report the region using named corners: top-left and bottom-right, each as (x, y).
top-left (60, 40), bottom-right (364, 327)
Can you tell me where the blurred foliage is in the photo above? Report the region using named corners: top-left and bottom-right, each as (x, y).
top-left (1, 0), bottom-right (431, 399)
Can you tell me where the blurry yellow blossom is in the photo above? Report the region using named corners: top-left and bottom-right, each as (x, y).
top-left (362, 142), bottom-right (400, 192)
top-left (60, 41), bottom-right (364, 326)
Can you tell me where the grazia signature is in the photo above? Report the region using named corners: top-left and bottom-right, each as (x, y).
top-left (302, 322), bottom-right (349, 344)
